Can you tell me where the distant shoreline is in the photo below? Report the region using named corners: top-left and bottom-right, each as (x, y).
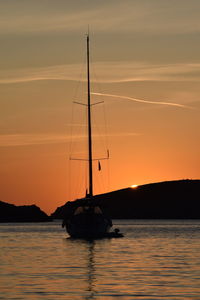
top-left (1, 179), bottom-right (200, 222)
top-left (51, 179), bottom-right (200, 220)
top-left (0, 201), bottom-right (52, 223)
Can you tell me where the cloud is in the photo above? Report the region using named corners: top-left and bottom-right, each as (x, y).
top-left (0, 132), bottom-right (141, 147)
top-left (1, 62), bottom-right (200, 84)
top-left (91, 92), bottom-right (190, 109)
top-left (0, 0), bottom-right (200, 35)
top-left (0, 134), bottom-right (68, 147)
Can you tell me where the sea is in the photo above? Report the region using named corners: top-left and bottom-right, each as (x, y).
top-left (0, 220), bottom-right (200, 300)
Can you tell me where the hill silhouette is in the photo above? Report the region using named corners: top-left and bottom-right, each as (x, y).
top-left (51, 179), bottom-right (200, 219)
top-left (0, 201), bottom-right (52, 222)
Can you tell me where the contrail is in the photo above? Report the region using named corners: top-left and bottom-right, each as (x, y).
top-left (91, 92), bottom-right (190, 109)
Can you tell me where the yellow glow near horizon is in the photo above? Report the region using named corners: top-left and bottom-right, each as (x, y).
top-left (131, 184), bottom-right (138, 189)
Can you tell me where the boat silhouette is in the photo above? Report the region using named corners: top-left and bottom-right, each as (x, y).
top-left (62, 34), bottom-right (123, 239)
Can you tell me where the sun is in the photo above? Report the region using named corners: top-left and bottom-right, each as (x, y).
top-left (130, 184), bottom-right (138, 189)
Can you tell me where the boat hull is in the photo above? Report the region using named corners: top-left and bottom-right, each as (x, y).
top-left (66, 213), bottom-right (111, 238)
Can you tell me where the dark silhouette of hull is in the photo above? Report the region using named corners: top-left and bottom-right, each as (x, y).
top-left (63, 204), bottom-right (112, 238)
top-left (66, 213), bottom-right (111, 238)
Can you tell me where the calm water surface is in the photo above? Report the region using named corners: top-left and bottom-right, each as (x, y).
top-left (1, 220), bottom-right (200, 299)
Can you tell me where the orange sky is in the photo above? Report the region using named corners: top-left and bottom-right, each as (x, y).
top-left (0, 0), bottom-right (200, 214)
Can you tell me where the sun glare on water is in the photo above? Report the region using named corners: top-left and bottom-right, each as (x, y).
top-left (131, 184), bottom-right (138, 188)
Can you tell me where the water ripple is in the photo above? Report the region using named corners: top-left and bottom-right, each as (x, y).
top-left (0, 220), bottom-right (200, 299)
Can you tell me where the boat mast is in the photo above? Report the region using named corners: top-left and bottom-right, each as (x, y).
top-left (87, 34), bottom-right (93, 197)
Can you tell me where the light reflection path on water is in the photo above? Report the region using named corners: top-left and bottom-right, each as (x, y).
top-left (0, 220), bottom-right (200, 299)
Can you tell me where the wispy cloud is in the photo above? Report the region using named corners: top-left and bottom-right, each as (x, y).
top-left (0, 134), bottom-right (68, 147)
top-left (1, 62), bottom-right (200, 84)
top-left (1, 1), bottom-right (200, 35)
top-left (0, 64), bottom-right (80, 84)
top-left (92, 92), bottom-right (190, 109)
top-left (0, 132), bottom-right (141, 147)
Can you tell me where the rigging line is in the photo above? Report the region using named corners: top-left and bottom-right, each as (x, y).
top-left (90, 58), bottom-right (109, 152)
top-left (73, 47), bottom-right (85, 100)
top-left (69, 102), bottom-right (75, 158)
top-left (91, 123), bottom-right (110, 195)
top-left (69, 104), bottom-right (87, 198)
top-left (92, 112), bottom-right (108, 159)
top-left (77, 161), bottom-right (85, 199)
top-left (69, 56), bottom-right (85, 158)
top-left (69, 105), bottom-right (87, 200)
top-left (68, 100), bottom-right (75, 202)
top-left (102, 101), bottom-right (111, 192)
top-left (71, 106), bottom-right (87, 158)
top-left (73, 157), bottom-right (86, 200)
top-left (71, 102), bottom-right (88, 199)
top-left (91, 56), bottom-right (111, 192)
top-left (95, 166), bottom-right (105, 196)
top-left (100, 162), bottom-right (107, 194)
top-left (106, 153), bottom-right (111, 193)
top-left (102, 98), bottom-right (110, 155)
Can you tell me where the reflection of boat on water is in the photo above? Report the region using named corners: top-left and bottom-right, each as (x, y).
top-left (65, 238), bottom-right (97, 299)
top-left (86, 241), bottom-right (96, 299)
top-left (62, 34), bottom-right (123, 239)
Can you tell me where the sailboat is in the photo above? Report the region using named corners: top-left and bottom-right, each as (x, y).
top-left (62, 34), bottom-right (123, 239)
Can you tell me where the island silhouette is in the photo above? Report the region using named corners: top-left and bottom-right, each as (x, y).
top-left (1, 179), bottom-right (199, 222)
top-left (52, 179), bottom-right (200, 220)
top-left (0, 201), bottom-right (52, 222)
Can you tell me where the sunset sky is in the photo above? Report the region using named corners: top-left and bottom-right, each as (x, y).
top-left (0, 0), bottom-right (200, 214)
